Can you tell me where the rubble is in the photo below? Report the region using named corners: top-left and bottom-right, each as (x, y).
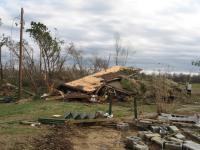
top-left (175, 133), bottom-right (185, 140)
top-left (134, 117), bottom-right (200, 150)
top-left (0, 96), bottom-right (14, 103)
top-left (20, 121), bottom-right (41, 126)
top-left (183, 140), bottom-right (200, 150)
top-left (158, 113), bottom-right (200, 124)
top-left (125, 136), bottom-right (149, 150)
top-left (55, 66), bottom-right (141, 102)
top-left (145, 133), bottom-right (161, 140)
top-left (169, 125), bottom-right (179, 133)
top-left (31, 110), bottom-right (200, 150)
top-left (164, 141), bottom-right (182, 150)
top-left (182, 128), bottom-right (200, 142)
top-left (168, 137), bottom-right (183, 143)
top-left (151, 136), bottom-right (165, 147)
top-left (116, 122), bottom-right (129, 131)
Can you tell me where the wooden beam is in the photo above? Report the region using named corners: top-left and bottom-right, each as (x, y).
top-left (18, 8), bottom-right (24, 99)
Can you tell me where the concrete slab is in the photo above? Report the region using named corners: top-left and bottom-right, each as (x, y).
top-left (169, 126), bottom-right (179, 133)
top-left (134, 143), bottom-right (149, 150)
top-left (116, 122), bottom-right (129, 131)
top-left (151, 136), bottom-right (165, 147)
top-left (138, 131), bottom-right (152, 139)
top-left (168, 137), bottom-right (183, 143)
top-left (150, 126), bottom-right (160, 133)
top-left (145, 133), bottom-right (160, 139)
top-left (125, 136), bottom-right (149, 150)
top-left (175, 133), bottom-right (185, 140)
top-left (183, 140), bottom-right (200, 150)
top-left (164, 141), bottom-right (182, 150)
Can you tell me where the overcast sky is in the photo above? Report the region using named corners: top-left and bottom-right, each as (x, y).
top-left (1, 0), bottom-right (200, 73)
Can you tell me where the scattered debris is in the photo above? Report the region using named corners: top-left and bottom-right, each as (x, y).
top-left (183, 140), bottom-right (200, 150)
top-left (116, 122), bottom-right (129, 131)
top-left (0, 96), bottom-right (14, 103)
top-left (55, 66), bottom-right (141, 102)
top-left (20, 121), bottom-right (41, 126)
top-left (182, 128), bottom-right (200, 142)
top-left (151, 136), bottom-right (165, 147)
top-left (125, 136), bottom-right (149, 150)
top-left (132, 116), bottom-right (200, 150)
top-left (64, 93), bottom-right (90, 101)
top-left (1, 83), bottom-right (35, 96)
top-left (164, 141), bottom-right (182, 150)
top-left (104, 112), bottom-right (114, 118)
top-left (169, 125), bottom-right (179, 133)
top-left (158, 113), bottom-right (200, 124)
top-left (38, 116), bottom-right (117, 126)
top-left (52, 114), bottom-right (62, 118)
top-left (90, 94), bottom-right (98, 102)
top-left (64, 112), bottom-right (97, 120)
top-left (38, 118), bottom-right (66, 125)
top-left (175, 133), bottom-right (185, 140)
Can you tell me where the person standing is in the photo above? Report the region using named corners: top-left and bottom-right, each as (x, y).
top-left (186, 82), bottom-right (192, 96)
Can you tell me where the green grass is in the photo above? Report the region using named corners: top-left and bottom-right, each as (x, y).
top-left (0, 101), bottom-right (132, 123)
top-left (0, 99), bottom-right (158, 146)
top-left (189, 83), bottom-right (200, 102)
top-left (191, 83), bottom-right (200, 94)
top-left (0, 100), bottom-right (158, 126)
top-left (0, 123), bottom-right (42, 135)
top-left (178, 83), bottom-right (200, 102)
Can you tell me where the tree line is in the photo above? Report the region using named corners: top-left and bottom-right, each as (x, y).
top-left (0, 20), bottom-right (130, 96)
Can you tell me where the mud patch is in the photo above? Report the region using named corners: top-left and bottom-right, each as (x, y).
top-left (32, 126), bottom-right (74, 150)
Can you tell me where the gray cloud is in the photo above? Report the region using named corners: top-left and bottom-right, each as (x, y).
top-left (1, 0), bottom-right (200, 73)
top-left (80, 0), bottom-right (112, 13)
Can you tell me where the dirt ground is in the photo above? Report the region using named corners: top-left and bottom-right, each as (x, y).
top-left (71, 126), bottom-right (128, 150)
top-left (29, 125), bottom-right (160, 150)
top-left (31, 126), bottom-right (73, 150)
top-left (30, 125), bottom-right (133, 150)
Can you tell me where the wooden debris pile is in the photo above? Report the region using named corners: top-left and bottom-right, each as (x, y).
top-left (44, 66), bottom-right (141, 102)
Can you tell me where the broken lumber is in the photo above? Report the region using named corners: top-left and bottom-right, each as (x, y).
top-left (45, 96), bottom-right (64, 101)
top-left (38, 117), bottom-right (66, 125)
top-left (66, 118), bottom-right (117, 127)
top-left (5, 83), bottom-right (35, 96)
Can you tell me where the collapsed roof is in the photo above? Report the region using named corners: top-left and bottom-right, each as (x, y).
top-left (57, 66), bottom-right (141, 94)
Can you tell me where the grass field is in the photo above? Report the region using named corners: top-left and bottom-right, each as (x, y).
top-left (0, 83), bottom-right (200, 149)
top-left (0, 100), bottom-right (157, 149)
top-left (0, 100), bottom-right (159, 124)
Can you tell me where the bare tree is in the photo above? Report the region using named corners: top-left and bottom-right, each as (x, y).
top-left (6, 38), bottom-right (37, 90)
top-left (66, 43), bottom-right (84, 72)
top-left (0, 20), bottom-right (9, 83)
top-left (90, 55), bottom-right (110, 72)
top-left (114, 33), bottom-right (129, 66)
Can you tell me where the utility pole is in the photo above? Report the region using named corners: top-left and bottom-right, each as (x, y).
top-left (18, 8), bottom-right (24, 99)
top-left (133, 96), bottom-right (138, 119)
top-left (108, 94), bottom-right (112, 116)
top-left (0, 45), bottom-right (2, 84)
